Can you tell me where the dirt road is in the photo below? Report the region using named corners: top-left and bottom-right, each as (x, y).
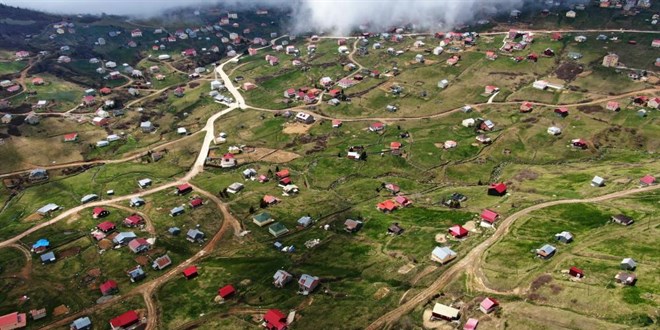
top-left (365, 184), bottom-right (660, 330)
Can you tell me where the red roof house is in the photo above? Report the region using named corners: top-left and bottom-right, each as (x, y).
top-left (263, 195), bottom-right (279, 205)
top-left (263, 309), bottom-right (287, 330)
top-left (109, 310), bottom-right (139, 330)
top-left (640, 175), bottom-right (656, 186)
top-left (481, 209), bottom-right (499, 225)
top-left (377, 200), bottom-right (398, 212)
top-left (487, 183), bottom-right (507, 196)
top-left (275, 169), bottom-right (289, 179)
top-left (448, 225), bottom-right (468, 238)
top-left (390, 142), bottom-right (402, 150)
top-left (99, 279), bottom-right (118, 295)
top-left (176, 183), bottom-right (193, 195)
top-left (551, 32), bottom-right (563, 41)
top-left (0, 312), bottom-right (27, 330)
top-left (329, 89), bottom-right (341, 97)
top-left (100, 87), bottom-right (112, 95)
top-left (189, 197), bottom-right (203, 208)
top-left (464, 318), bottom-right (479, 330)
top-left (92, 207), bottom-right (109, 219)
top-left (64, 133), bottom-right (79, 142)
top-left (369, 122), bottom-right (384, 132)
top-left (520, 102), bottom-right (533, 113)
top-left (182, 265), bottom-right (198, 279)
top-left (479, 297), bottom-right (499, 314)
top-left (32, 77), bottom-right (44, 85)
top-left (569, 266), bottom-right (584, 278)
top-left (97, 221), bottom-right (116, 233)
top-left (218, 284), bottom-right (236, 299)
top-left (555, 107), bottom-right (569, 117)
top-left (606, 101), bottom-right (620, 111)
top-left (123, 214), bottom-right (144, 227)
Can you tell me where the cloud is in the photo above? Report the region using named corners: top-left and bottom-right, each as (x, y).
top-left (2, 0), bottom-right (577, 35)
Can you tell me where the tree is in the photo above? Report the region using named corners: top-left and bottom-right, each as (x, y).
top-left (249, 206), bottom-right (255, 214)
top-left (275, 166), bottom-right (280, 173)
top-left (360, 151), bottom-right (367, 160)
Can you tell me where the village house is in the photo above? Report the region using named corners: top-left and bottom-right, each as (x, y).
top-left (40, 251), bottom-right (56, 264)
top-left (611, 214), bottom-right (634, 226)
top-left (140, 121), bottom-right (154, 133)
top-left (170, 206), bottom-right (185, 217)
top-left (572, 139), bottom-right (588, 149)
top-left (128, 238), bottom-right (150, 254)
top-left (536, 244), bottom-right (556, 259)
top-left (187, 229), bottom-right (205, 243)
top-left (547, 126), bottom-right (562, 136)
top-left (295, 112), bottom-right (314, 124)
top-left (377, 200), bottom-right (398, 213)
top-left (591, 175), bottom-right (605, 187)
top-left (273, 270), bottom-right (293, 288)
top-left (297, 216), bottom-right (312, 228)
top-left (480, 208), bottom-right (500, 228)
top-left (606, 101), bottom-right (620, 111)
top-left (100, 279), bottom-right (118, 296)
top-left (462, 118), bottom-right (475, 127)
top-left (344, 219), bottom-right (363, 233)
top-left (431, 303), bottom-right (460, 321)
top-left (555, 231), bottom-right (573, 244)
top-left (520, 102), bottom-right (533, 112)
top-left (484, 85), bottom-right (499, 95)
top-left (242, 82), bottom-right (257, 91)
top-left (0, 312), bottom-right (28, 329)
top-left (263, 309), bottom-right (288, 330)
top-left (464, 318), bottom-right (479, 330)
top-left (431, 246), bottom-right (457, 264)
top-left (615, 272), bottom-right (637, 286)
top-left (268, 222), bottom-right (289, 237)
top-left (263, 195), bottom-right (280, 206)
top-left (152, 254), bottom-right (172, 270)
top-left (602, 53), bottom-right (619, 67)
top-left (71, 316), bottom-right (92, 330)
top-left (36, 203), bottom-right (60, 216)
top-left (110, 310), bottom-right (139, 329)
top-left (640, 175), bottom-right (656, 186)
top-left (113, 232), bottom-right (137, 245)
top-left (124, 214), bottom-right (144, 227)
top-left (227, 182), bottom-right (244, 194)
top-left (620, 258), bottom-right (637, 270)
top-left (448, 225), bottom-right (468, 238)
top-left (97, 221), bottom-right (116, 233)
top-left (253, 212), bottom-right (275, 227)
top-left (555, 107), bottom-right (569, 117)
top-left (81, 194), bottom-right (98, 204)
top-left (369, 122), bottom-right (385, 132)
top-left (92, 207), bottom-right (110, 219)
top-left (189, 197), bottom-right (203, 209)
top-left (218, 284), bottom-right (236, 299)
top-left (480, 297), bottom-right (499, 314)
top-left (130, 197), bottom-right (145, 207)
top-left (395, 196), bottom-right (412, 207)
top-left (31, 239), bottom-right (50, 253)
top-left (487, 183), bottom-right (507, 196)
top-left (138, 178), bottom-right (152, 189)
top-left (298, 274), bottom-right (320, 295)
top-left (569, 266), bottom-right (584, 278)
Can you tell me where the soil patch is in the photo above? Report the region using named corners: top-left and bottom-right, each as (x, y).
top-left (514, 169), bottom-right (539, 182)
top-left (435, 233), bottom-right (447, 243)
top-left (463, 220), bottom-right (476, 232)
top-left (59, 247), bottom-right (81, 259)
top-left (577, 105), bottom-right (604, 114)
top-left (98, 239), bottom-right (113, 250)
top-left (22, 213), bottom-right (43, 222)
top-left (555, 62), bottom-right (584, 81)
top-left (236, 148), bottom-right (300, 164)
top-left (530, 274), bottom-right (553, 291)
top-left (87, 268), bottom-right (101, 277)
top-left (398, 263), bottom-right (416, 274)
top-left (52, 305), bottom-right (70, 316)
top-left (283, 122), bottom-right (312, 135)
top-left (135, 255), bottom-right (149, 266)
top-left (373, 287), bottom-right (390, 300)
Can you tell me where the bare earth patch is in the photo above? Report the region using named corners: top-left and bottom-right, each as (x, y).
top-left (283, 122), bottom-right (312, 135)
top-left (236, 148), bottom-right (300, 164)
top-left (59, 247), bottom-right (81, 259)
top-left (373, 287), bottom-right (390, 300)
top-left (463, 220), bottom-right (477, 232)
top-left (22, 213), bottom-right (43, 222)
top-left (52, 304), bottom-right (70, 316)
top-left (398, 263), bottom-right (416, 274)
top-left (435, 233), bottom-right (447, 244)
top-left (135, 255), bottom-right (149, 266)
top-left (66, 212), bottom-right (81, 224)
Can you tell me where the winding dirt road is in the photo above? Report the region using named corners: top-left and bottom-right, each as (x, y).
top-left (365, 184), bottom-right (660, 330)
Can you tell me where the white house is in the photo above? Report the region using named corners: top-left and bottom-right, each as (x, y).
top-left (547, 126), bottom-right (562, 135)
top-left (461, 118), bottom-right (475, 127)
top-left (438, 79), bottom-right (449, 89)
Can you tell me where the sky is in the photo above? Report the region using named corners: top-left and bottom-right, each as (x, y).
top-left (1, 0), bottom-right (563, 35)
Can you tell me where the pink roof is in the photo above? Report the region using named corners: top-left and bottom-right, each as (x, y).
top-left (480, 297), bottom-right (499, 310)
top-left (371, 122), bottom-right (384, 128)
top-left (463, 318), bottom-right (479, 330)
top-left (481, 209), bottom-right (499, 223)
top-left (93, 207), bottom-right (106, 216)
top-left (190, 198), bottom-right (203, 207)
top-left (286, 88), bottom-right (295, 94)
top-left (128, 238), bottom-right (148, 249)
top-left (83, 95), bottom-right (95, 102)
top-left (448, 225), bottom-right (468, 237)
top-left (0, 312), bottom-right (27, 329)
top-left (390, 141), bottom-right (402, 149)
top-left (640, 175), bottom-right (655, 185)
top-left (607, 101), bottom-right (619, 109)
top-left (394, 196), bottom-right (411, 206)
top-left (177, 183), bottom-right (192, 191)
top-left (124, 214), bottom-right (143, 225)
top-left (263, 195), bottom-right (278, 204)
top-left (332, 119), bottom-right (342, 126)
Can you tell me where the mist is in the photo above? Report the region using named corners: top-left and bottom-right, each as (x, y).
top-left (1, 0), bottom-right (576, 35)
